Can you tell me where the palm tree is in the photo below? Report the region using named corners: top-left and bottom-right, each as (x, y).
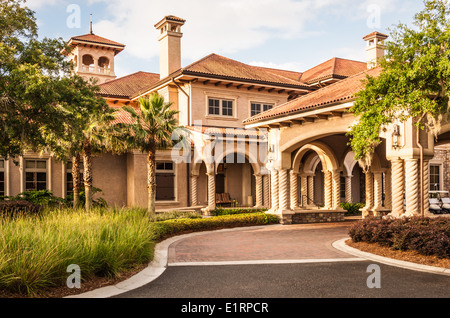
top-left (41, 75), bottom-right (121, 210)
top-left (123, 93), bottom-right (181, 214)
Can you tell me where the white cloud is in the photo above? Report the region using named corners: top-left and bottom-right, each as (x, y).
top-left (26, 0), bottom-right (66, 9)
top-left (87, 0), bottom-right (365, 63)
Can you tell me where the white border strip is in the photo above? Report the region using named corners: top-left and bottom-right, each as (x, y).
top-left (169, 258), bottom-right (364, 266)
top-left (332, 238), bottom-right (450, 276)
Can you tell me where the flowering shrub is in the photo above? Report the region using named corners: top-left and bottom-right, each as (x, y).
top-left (348, 216), bottom-right (450, 259)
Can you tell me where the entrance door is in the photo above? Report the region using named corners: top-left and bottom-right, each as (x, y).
top-left (216, 174), bottom-right (225, 194)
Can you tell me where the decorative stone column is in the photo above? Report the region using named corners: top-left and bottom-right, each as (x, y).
top-left (332, 170), bottom-right (341, 209)
top-left (384, 169), bottom-right (392, 210)
top-left (263, 174), bottom-right (270, 208)
top-left (423, 159), bottom-right (431, 216)
top-left (191, 172), bottom-right (199, 206)
top-left (204, 164), bottom-right (216, 214)
top-left (364, 171), bottom-right (374, 215)
top-left (373, 171), bottom-right (383, 211)
top-left (307, 175), bottom-right (314, 206)
top-left (278, 169), bottom-right (289, 211)
top-left (390, 159), bottom-right (404, 217)
top-left (345, 175), bottom-right (352, 203)
top-left (290, 170), bottom-right (298, 210)
top-left (405, 158), bottom-right (419, 216)
top-left (254, 174), bottom-right (263, 208)
top-left (324, 170), bottom-right (333, 209)
top-left (270, 169), bottom-right (279, 212)
top-left (300, 174), bottom-right (307, 207)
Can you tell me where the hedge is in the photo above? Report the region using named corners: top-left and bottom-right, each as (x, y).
top-left (0, 200), bottom-right (42, 217)
top-left (210, 207), bottom-right (268, 216)
top-left (149, 212), bottom-right (279, 241)
top-left (348, 216), bottom-right (450, 259)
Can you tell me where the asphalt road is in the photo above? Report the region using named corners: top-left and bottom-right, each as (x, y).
top-left (113, 261), bottom-right (450, 298)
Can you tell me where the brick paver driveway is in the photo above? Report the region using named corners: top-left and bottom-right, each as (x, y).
top-left (168, 222), bottom-right (355, 264)
top-left (114, 219), bottom-right (450, 299)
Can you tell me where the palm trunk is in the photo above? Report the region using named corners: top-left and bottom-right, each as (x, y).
top-left (147, 142), bottom-right (156, 215)
top-left (83, 139), bottom-right (93, 211)
top-left (72, 153), bottom-right (81, 209)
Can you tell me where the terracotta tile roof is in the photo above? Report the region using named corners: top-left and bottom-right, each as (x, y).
top-left (111, 106), bottom-right (136, 125)
top-left (299, 58), bottom-right (367, 84)
top-left (154, 15), bottom-right (186, 27)
top-left (244, 66), bottom-right (381, 124)
top-left (363, 31), bottom-right (388, 40)
top-left (99, 71), bottom-right (160, 99)
top-left (70, 33), bottom-right (125, 48)
top-left (183, 53), bottom-right (305, 87)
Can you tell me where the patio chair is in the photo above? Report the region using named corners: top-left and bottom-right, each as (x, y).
top-left (440, 197), bottom-right (450, 214)
top-left (429, 198), bottom-right (442, 214)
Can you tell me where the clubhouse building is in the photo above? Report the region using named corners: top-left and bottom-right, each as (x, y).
top-left (2, 16), bottom-right (450, 223)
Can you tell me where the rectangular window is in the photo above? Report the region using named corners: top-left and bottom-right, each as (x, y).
top-left (25, 159), bottom-right (47, 191)
top-left (208, 98), bottom-right (233, 117)
top-left (156, 161), bottom-right (175, 201)
top-left (0, 159), bottom-right (4, 197)
top-left (251, 102), bottom-right (273, 116)
top-left (222, 100), bottom-right (233, 116)
top-left (430, 164), bottom-right (441, 191)
top-left (208, 98), bottom-right (220, 116)
top-left (251, 103), bottom-right (261, 117)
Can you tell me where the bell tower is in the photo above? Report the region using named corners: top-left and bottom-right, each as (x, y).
top-left (63, 26), bottom-right (125, 84)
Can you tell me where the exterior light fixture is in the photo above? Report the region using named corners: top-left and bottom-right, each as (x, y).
top-left (392, 124), bottom-right (401, 149)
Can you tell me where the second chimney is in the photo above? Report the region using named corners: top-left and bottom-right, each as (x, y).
top-left (155, 15), bottom-right (186, 79)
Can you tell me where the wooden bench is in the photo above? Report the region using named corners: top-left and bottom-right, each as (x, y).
top-left (215, 193), bottom-right (234, 205)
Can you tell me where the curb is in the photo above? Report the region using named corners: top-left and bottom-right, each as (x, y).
top-left (65, 225), bottom-right (276, 298)
top-left (332, 238), bottom-right (450, 276)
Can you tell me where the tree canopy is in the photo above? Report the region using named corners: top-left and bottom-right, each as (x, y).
top-left (0, 0), bottom-right (76, 159)
top-left (348, 0), bottom-right (450, 163)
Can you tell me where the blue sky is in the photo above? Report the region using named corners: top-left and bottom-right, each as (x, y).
top-left (28, 0), bottom-right (425, 78)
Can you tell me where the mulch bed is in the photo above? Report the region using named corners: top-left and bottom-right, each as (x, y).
top-left (346, 239), bottom-right (450, 269)
top-left (0, 263), bottom-right (148, 299)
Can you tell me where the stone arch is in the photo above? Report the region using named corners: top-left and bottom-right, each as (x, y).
top-left (302, 152), bottom-right (321, 174)
top-left (98, 56), bottom-right (110, 68)
top-left (292, 141), bottom-right (340, 173)
top-left (215, 147), bottom-right (261, 175)
top-left (82, 54), bottom-right (94, 66)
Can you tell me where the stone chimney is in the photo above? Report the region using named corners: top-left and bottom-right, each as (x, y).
top-left (363, 31), bottom-right (388, 69)
top-left (154, 15), bottom-right (186, 79)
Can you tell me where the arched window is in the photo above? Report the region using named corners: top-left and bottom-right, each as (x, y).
top-left (82, 54), bottom-right (94, 72)
top-left (98, 56), bottom-right (110, 74)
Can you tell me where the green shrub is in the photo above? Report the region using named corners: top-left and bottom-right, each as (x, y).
top-left (340, 202), bottom-right (364, 215)
top-left (149, 212), bottom-right (279, 241)
top-left (10, 190), bottom-right (68, 208)
top-left (0, 200), bottom-right (42, 217)
top-left (348, 216), bottom-right (450, 259)
top-left (149, 210), bottom-right (202, 222)
top-left (211, 207), bottom-right (268, 216)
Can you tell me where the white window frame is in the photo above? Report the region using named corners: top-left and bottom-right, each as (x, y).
top-left (206, 96), bottom-right (236, 118)
top-left (429, 162), bottom-right (444, 191)
top-left (250, 101), bottom-right (274, 117)
top-left (23, 158), bottom-right (49, 192)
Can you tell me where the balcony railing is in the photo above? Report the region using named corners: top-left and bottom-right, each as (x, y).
top-left (81, 65), bottom-right (111, 75)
